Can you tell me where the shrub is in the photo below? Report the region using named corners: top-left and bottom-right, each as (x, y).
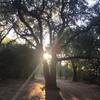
top-left (0, 44), bottom-right (37, 80)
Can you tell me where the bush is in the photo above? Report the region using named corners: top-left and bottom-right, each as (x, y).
top-left (0, 44), bottom-right (37, 80)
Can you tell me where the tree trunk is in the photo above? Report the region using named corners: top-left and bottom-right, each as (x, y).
top-left (73, 66), bottom-right (78, 81)
top-left (43, 53), bottom-right (57, 89)
top-left (43, 60), bottom-right (51, 89)
top-left (50, 54), bottom-right (57, 89)
top-left (71, 61), bottom-right (78, 81)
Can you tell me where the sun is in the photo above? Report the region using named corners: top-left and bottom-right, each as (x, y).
top-left (43, 52), bottom-right (52, 61)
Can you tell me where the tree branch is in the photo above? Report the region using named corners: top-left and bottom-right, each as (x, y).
top-left (17, 9), bottom-right (39, 44)
top-left (66, 16), bottom-right (100, 45)
top-left (13, 27), bottom-right (36, 48)
top-left (0, 27), bottom-right (12, 44)
top-left (38, 18), bottom-right (43, 45)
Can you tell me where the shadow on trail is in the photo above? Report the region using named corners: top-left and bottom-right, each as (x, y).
top-left (28, 82), bottom-right (65, 100)
top-left (45, 88), bottom-right (65, 100)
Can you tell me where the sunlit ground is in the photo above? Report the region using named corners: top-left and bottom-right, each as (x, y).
top-left (28, 83), bottom-right (45, 100)
top-left (28, 82), bottom-right (65, 100)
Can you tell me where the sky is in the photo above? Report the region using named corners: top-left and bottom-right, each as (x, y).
top-left (86, 0), bottom-right (99, 7)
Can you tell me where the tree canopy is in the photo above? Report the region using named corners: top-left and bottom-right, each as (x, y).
top-left (0, 0), bottom-right (100, 48)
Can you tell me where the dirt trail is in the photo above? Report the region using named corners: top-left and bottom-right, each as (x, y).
top-left (58, 80), bottom-right (100, 100)
top-left (0, 79), bottom-right (100, 100)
